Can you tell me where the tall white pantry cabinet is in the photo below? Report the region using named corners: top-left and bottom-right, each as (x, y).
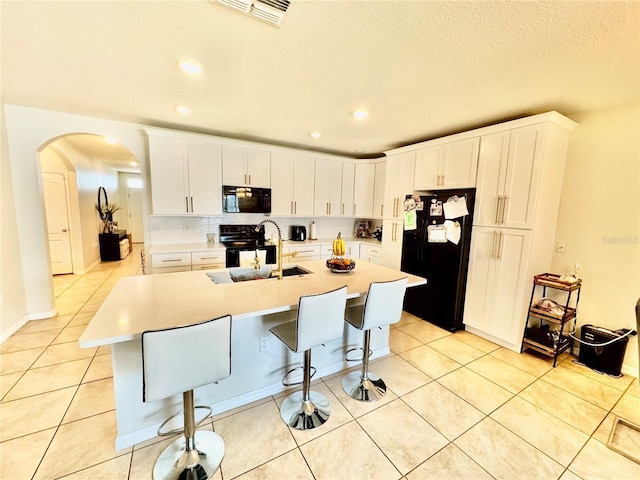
top-left (463, 114), bottom-right (577, 351)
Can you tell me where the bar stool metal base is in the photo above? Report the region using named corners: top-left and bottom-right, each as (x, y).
top-left (342, 370), bottom-right (387, 402)
top-left (153, 431), bottom-right (224, 480)
top-left (280, 390), bottom-right (331, 430)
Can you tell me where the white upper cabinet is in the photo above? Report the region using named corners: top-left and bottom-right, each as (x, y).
top-left (314, 158), bottom-right (342, 217)
top-left (414, 138), bottom-right (479, 190)
top-left (222, 145), bottom-right (270, 187)
top-left (373, 161), bottom-right (386, 218)
top-left (340, 163), bottom-right (355, 216)
top-left (270, 153), bottom-right (314, 216)
top-left (148, 133), bottom-right (222, 215)
top-left (353, 163), bottom-right (375, 217)
top-left (383, 151), bottom-right (415, 219)
top-left (474, 124), bottom-right (544, 229)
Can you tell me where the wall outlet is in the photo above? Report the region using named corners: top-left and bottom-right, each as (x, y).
top-left (556, 242), bottom-right (566, 253)
top-left (259, 336), bottom-right (269, 352)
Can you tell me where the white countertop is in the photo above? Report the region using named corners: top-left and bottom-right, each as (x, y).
top-left (79, 260), bottom-right (425, 348)
top-left (147, 237), bottom-right (382, 254)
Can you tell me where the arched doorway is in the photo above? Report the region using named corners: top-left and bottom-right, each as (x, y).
top-left (39, 133), bottom-right (142, 275)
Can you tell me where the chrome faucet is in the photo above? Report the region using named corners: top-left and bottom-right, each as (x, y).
top-left (255, 219), bottom-right (297, 279)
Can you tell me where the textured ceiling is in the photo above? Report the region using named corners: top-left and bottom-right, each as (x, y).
top-left (2, 0), bottom-right (638, 167)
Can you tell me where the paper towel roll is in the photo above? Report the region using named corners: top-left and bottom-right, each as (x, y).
top-left (309, 221), bottom-right (317, 240)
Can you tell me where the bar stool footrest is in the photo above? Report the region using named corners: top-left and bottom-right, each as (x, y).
top-left (157, 406), bottom-right (213, 437)
top-left (282, 365), bottom-right (317, 387)
top-left (344, 346), bottom-right (373, 362)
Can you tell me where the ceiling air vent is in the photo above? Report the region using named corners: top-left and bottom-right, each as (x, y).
top-left (251, 1), bottom-right (287, 25)
top-left (217, 0), bottom-right (252, 14)
top-left (215, 0), bottom-right (290, 26)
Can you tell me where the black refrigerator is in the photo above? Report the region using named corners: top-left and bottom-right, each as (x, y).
top-left (401, 189), bottom-right (475, 331)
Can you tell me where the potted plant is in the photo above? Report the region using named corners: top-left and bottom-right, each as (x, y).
top-left (96, 202), bottom-right (121, 233)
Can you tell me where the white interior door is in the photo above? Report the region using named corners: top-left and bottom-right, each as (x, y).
top-left (127, 188), bottom-right (144, 243)
top-left (43, 172), bottom-right (73, 274)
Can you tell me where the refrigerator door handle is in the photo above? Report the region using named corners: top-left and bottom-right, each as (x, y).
top-left (497, 231), bottom-right (504, 260)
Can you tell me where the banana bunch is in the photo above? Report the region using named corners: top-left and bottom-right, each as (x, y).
top-left (332, 232), bottom-right (345, 257)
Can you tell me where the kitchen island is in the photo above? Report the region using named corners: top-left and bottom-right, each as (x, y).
top-left (79, 260), bottom-right (426, 449)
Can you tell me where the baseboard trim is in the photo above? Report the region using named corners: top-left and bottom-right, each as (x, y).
top-left (0, 315), bottom-right (30, 343)
top-left (27, 309), bottom-right (57, 321)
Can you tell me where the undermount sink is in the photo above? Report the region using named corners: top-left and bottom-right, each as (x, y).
top-left (282, 266), bottom-right (312, 277)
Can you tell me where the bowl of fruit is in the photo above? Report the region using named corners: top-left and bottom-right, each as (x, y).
top-left (326, 233), bottom-right (356, 273)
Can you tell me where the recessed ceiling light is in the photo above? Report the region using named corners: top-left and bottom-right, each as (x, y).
top-left (309, 131), bottom-right (321, 139)
top-left (352, 110), bottom-right (369, 120)
top-left (176, 105), bottom-right (192, 115)
top-left (179, 61), bottom-right (203, 75)
top-left (104, 137), bottom-right (118, 145)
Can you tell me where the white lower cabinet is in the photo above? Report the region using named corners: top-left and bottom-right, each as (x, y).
top-left (191, 251), bottom-right (226, 270)
top-left (151, 249), bottom-right (226, 273)
top-left (150, 252), bottom-right (191, 274)
top-left (284, 245), bottom-right (321, 261)
top-left (359, 243), bottom-right (382, 264)
top-left (463, 227), bottom-right (532, 349)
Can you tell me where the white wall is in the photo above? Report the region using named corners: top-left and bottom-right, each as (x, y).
top-left (2, 104), bottom-right (147, 338)
top-left (552, 103), bottom-right (640, 375)
top-left (1, 108), bottom-right (28, 340)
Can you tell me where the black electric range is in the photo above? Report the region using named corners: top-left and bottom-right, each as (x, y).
top-left (219, 224), bottom-right (276, 267)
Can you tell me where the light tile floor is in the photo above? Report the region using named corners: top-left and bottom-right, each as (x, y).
top-left (1, 244), bottom-right (639, 479)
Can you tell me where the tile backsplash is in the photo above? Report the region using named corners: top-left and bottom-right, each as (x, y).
top-left (149, 214), bottom-right (381, 244)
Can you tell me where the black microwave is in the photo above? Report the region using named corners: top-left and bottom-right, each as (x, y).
top-left (223, 186), bottom-right (271, 214)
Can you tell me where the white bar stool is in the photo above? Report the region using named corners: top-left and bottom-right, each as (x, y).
top-left (142, 314), bottom-right (232, 480)
top-left (270, 285), bottom-right (348, 430)
top-left (342, 278), bottom-right (408, 402)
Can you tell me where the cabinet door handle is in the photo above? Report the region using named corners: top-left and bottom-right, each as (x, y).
top-left (353, 204), bottom-right (356, 216)
top-left (291, 201), bottom-right (294, 214)
top-left (490, 231), bottom-right (496, 259)
top-left (442, 174), bottom-right (445, 185)
top-left (495, 196), bottom-right (502, 224)
top-left (294, 201), bottom-right (297, 214)
top-left (249, 174), bottom-right (251, 185)
top-left (380, 205), bottom-right (384, 217)
top-left (329, 203), bottom-right (332, 215)
top-left (190, 197), bottom-right (194, 212)
top-left (342, 203), bottom-right (345, 215)
top-left (185, 196), bottom-right (189, 213)
top-left (501, 196), bottom-right (508, 224)
top-left (497, 231), bottom-right (504, 260)
top-left (244, 174), bottom-right (247, 184)
top-left (198, 256), bottom-right (220, 260)
top-left (162, 258), bottom-right (183, 263)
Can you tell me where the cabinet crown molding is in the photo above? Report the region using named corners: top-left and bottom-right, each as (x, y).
top-left (384, 111), bottom-right (578, 157)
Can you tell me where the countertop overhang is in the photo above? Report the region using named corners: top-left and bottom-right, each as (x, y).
top-left (79, 260), bottom-right (426, 348)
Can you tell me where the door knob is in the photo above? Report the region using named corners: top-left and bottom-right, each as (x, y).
top-left (62, 229), bottom-right (68, 232)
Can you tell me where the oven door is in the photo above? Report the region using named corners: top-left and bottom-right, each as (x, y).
top-left (225, 245), bottom-right (276, 267)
